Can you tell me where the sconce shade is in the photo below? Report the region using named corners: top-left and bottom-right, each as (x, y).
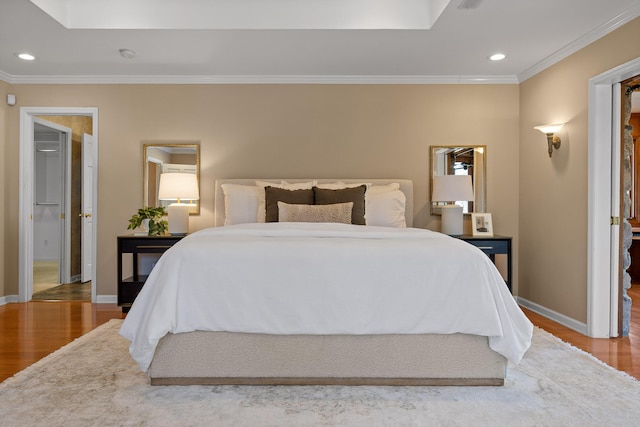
top-left (158, 173), bottom-right (199, 201)
top-left (432, 175), bottom-right (474, 202)
top-left (534, 123), bottom-right (564, 135)
top-left (534, 123), bottom-right (564, 157)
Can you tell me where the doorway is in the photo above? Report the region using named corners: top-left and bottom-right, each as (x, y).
top-left (19, 108), bottom-right (99, 303)
top-left (620, 79), bottom-right (640, 336)
top-left (31, 119), bottom-right (72, 297)
top-left (588, 56), bottom-right (640, 338)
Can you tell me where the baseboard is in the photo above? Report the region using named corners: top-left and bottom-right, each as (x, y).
top-left (96, 295), bottom-right (117, 304)
top-left (517, 297), bottom-right (587, 335)
top-left (0, 295), bottom-right (20, 306)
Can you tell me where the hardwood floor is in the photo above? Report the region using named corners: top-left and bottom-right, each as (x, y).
top-left (521, 284), bottom-right (640, 380)
top-left (1, 288), bottom-right (639, 382)
top-left (0, 301), bottom-right (124, 382)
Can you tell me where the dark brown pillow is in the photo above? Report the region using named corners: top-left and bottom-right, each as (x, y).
top-left (313, 185), bottom-right (366, 225)
top-left (264, 187), bottom-right (314, 222)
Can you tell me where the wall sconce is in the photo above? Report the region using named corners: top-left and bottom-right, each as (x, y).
top-left (534, 123), bottom-right (564, 157)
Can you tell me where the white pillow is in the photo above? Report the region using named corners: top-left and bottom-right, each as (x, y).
top-left (365, 189), bottom-right (407, 228)
top-left (221, 184), bottom-right (262, 225)
top-left (366, 182), bottom-right (400, 195)
top-left (315, 181), bottom-right (371, 190)
top-left (256, 180), bottom-right (316, 190)
top-left (280, 180), bottom-right (317, 190)
top-left (278, 201), bottom-right (353, 224)
top-left (314, 182), bottom-right (344, 190)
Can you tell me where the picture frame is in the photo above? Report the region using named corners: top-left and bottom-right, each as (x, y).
top-left (471, 213), bottom-right (493, 236)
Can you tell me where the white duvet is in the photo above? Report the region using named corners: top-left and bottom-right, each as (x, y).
top-left (120, 223), bottom-right (533, 372)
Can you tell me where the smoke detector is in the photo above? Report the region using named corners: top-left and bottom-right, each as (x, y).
top-left (119, 49), bottom-right (136, 59)
top-left (458, 0), bottom-right (483, 9)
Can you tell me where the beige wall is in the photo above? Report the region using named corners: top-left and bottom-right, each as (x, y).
top-left (1, 84), bottom-right (520, 297)
top-left (519, 17), bottom-right (640, 322)
top-left (0, 81), bottom-right (8, 298)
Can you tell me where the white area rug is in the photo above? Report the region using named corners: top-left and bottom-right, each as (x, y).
top-left (1, 320), bottom-right (639, 426)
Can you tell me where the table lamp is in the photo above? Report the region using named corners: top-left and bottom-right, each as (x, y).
top-left (158, 173), bottom-right (199, 235)
top-left (432, 175), bottom-right (474, 236)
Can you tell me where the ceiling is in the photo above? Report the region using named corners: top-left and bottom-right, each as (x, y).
top-left (1, 0), bottom-right (640, 84)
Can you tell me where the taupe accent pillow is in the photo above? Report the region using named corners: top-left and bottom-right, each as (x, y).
top-left (313, 185), bottom-right (367, 225)
top-left (264, 187), bottom-right (314, 222)
top-left (278, 202), bottom-right (353, 224)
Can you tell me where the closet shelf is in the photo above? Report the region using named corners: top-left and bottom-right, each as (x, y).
top-left (35, 202), bottom-right (59, 206)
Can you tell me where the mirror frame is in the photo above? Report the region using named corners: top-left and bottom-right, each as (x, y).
top-left (429, 145), bottom-right (487, 215)
top-left (143, 142), bottom-right (201, 215)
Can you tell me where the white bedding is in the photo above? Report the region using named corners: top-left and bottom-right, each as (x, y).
top-left (120, 223), bottom-right (533, 372)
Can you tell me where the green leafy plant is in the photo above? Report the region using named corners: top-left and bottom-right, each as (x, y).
top-left (127, 206), bottom-right (168, 236)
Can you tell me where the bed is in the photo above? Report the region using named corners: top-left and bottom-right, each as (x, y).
top-left (120, 179), bottom-right (533, 386)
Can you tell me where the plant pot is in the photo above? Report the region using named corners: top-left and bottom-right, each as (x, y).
top-left (142, 219), bottom-right (150, 235)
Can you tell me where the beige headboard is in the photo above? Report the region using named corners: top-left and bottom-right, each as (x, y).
top-left (214, 179), bottom-right (414, 227)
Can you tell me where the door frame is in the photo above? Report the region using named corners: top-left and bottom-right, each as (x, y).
top-left (19, 107), bottom-right (99, 303)
top-left (588, 57), bottom-right (640, 337)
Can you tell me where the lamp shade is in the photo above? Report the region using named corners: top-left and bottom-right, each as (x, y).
top-left (432, 175), bottom-right (474, 203)
top-left (534, 123), bottom-right (564, 135)
top-left (158, 173), bottom-right (199, 201)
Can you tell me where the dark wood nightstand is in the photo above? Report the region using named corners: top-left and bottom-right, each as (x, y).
top-left (457, 235), bottom-right (512, 293)
top-left (117, 235), bottom-right (184, 313)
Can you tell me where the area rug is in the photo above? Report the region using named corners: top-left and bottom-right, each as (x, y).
top-left (1, 320), bottom-right (639, 426)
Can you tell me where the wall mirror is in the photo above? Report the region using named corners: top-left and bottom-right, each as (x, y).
top-left (143, 142), bottom-right (200, 215)
top-left (430, 145), bottom-right (486, 215)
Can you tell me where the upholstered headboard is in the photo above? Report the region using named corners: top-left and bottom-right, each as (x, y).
top-left (214, 179), bottom-right (414, 227)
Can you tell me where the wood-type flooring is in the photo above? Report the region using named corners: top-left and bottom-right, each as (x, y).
top-left (1, 286), bottom-right (639, 382)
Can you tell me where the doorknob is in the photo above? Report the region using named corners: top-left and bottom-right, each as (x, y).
top-left (78, 213), bottom-right (92, 218)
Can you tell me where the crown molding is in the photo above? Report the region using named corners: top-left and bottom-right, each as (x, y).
top-left (0, 70), bottom-right (12, 84)
top-left (518, 3), bottom-right (640, 82)
top-left (0, 73), bottom-right (518, 85)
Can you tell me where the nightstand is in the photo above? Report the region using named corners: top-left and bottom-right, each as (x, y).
top-left (117, 235), bottom-right (184, 313)
top-left (457, 235), bottom-right (512, 293)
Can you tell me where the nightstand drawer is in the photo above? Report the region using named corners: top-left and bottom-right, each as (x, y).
top-left (120, 237), bottom-right (181, 253)
top-left (456, 234), bottom-right (512, 293)
top-left (468, 239), bottom-right (508, 254)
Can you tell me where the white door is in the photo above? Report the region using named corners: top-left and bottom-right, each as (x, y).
top-left (81, 133), bottom-right (94, 282)
top-left (610, 83), bottom-right (622, 336)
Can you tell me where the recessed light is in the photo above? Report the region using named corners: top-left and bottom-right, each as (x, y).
top-left (119, 49), bottom-right (137, 59)
top-left (490, 53), bottom-right (506, 61)
top-left (15, 52), bottom-right (35, 61)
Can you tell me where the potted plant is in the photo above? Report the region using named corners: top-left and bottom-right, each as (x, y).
top-left (127, 206), bottom-right (168, 236)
